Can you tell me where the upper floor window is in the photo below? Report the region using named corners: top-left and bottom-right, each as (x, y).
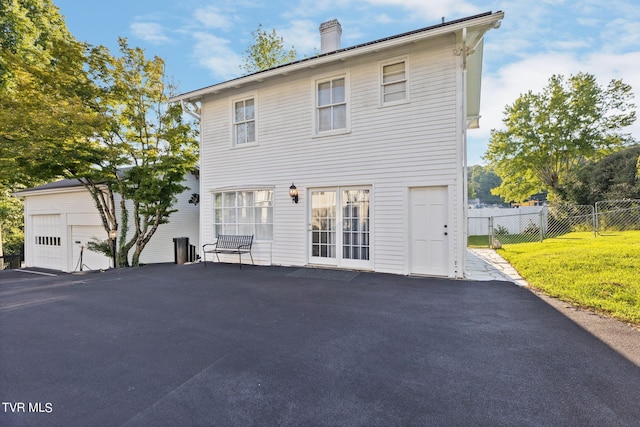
top-left (234, 98), bottom-right (255, 146)
top-left (380, 59), bottom-right (408, 105)
top-left (316, 77), bottom-right (346, 133)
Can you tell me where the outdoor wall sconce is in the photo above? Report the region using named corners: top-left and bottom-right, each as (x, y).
top-left (289, 183), bottom-right (299, 204)
top-left (109, 228), bottom-right (118, 268)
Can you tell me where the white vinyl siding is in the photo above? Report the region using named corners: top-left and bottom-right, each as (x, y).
top-left (198, 33), bottom-right (462, 275)
top-left (22, 173), bottom-right (199, 272)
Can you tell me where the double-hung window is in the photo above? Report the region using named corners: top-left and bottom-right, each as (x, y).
top-left (316, 76), bottom-right (347, 133)
top-left (234, 98), bottom-right (255, 146)
top-left (380, 59), bottom-right (408, 105)
top-left (213, 190), bottom-right (273, 240)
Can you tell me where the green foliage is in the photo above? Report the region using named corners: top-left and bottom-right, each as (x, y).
top-left (485, 73), bottom-right (636, 203)
top-left (0, 1), bottom-right (198, 268)
top-left (499, 231), bottom-right (640, 325)
top-left (0, 184), bottom-right (24, 255)
top-left (467, 165), bottom-right (505, 205)
top-left (241, 24), bottom-right (296, 74)
top-left (494, 225), bottom-right (509, 235)
top-left (522, 221), bottom-right (540, 235)
top-left (86, 238), bottom-right (112, 258)
top-left (467, 235), bottom-right (491, 247)
top-left (559, 145), bottom-right (640, 205)
top-left (83, 39), bottom-right (199, 267)
top-left (0, 0), bottom-right (104, 186)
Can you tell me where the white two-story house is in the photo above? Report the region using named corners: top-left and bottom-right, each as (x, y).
top-left (170, 11), bottom-right (504, 277)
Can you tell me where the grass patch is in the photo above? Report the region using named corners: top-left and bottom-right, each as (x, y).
top-left (468, 235), bottom-right (490, 247)
top-left (498, 231), bottom-right (640, 325)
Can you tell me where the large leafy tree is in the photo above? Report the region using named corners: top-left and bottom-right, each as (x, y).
top-left (0, 0), bottom-right (101, 258)
top-left (0, 185), bottom-right (24, 267)
top-left (241, 24), bottom-right (296, 74)
top-left (0, 0), bottom-right (104, 185)
top-left (467, 165), bottom-right (505, 205)
top-left (1, 1), bottom-right (198, 267)
top-left (485, 73), bottom-right (636, 202)
top-left (82, 40), bottom-right (199, 267)
top-left (559, 144), bottom-right (640, 205)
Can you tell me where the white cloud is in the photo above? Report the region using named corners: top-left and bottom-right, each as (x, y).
top-left (193, 6), bottom-right (234, 31)
top-left (548, 39), bottom-right (591, 51)
top-left (284, 0), bottom-right (353, 19)
top-left (374, 13), bottom-right (395, 24)
top-left (365, 0), bottom-right (481, 21)
top-left (600, 18), bottom-right (640, 53)
top-left (130, 22), bottom-right (171, 44)
top-left (279, 20), bottom-right (320, 55)
top-left (467, 48), bottom-right (640, 165)
top-left (191, 32), bottom-right (243, 81)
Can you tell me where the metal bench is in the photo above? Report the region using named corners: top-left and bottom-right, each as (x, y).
top-left (202, 235), bottom-right (254, 268)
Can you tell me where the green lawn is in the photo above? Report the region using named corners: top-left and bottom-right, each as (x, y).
top-left (468, 235), bottom-right (491, 247)
top-left (497, 231), bottom-right (640, 325)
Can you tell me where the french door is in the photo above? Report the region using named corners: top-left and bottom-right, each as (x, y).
top-left (309, 187), bottom-right (371, 269)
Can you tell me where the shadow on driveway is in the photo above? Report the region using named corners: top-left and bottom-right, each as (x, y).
top-left (1, 263), bottom-right (640, 426)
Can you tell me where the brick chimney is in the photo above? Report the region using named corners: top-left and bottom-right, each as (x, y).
top-left (319, 19), bottom-right (342, 54)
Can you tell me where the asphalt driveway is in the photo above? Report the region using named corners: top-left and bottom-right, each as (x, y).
top-left (1, 263), bottom-right (640, 426)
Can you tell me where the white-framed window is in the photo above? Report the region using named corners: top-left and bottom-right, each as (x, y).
top-left (315, 74), bottom-right (349, 134)
top-left (233, 97), bottom-right (256, 146)
top-left (380, 58), bottom-right (408, 106)
top-left (213, 189), bottom-right (273, 240)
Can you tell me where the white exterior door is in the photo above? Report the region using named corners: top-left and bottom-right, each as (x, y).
top-left (409, 187), bottom-right (448, 276)
top-left (309, 188), bottom-right (371, 270)
top-left (71, 226), bottom-right (111, 271)
top-left (31, 214), bottom-right (63, 270)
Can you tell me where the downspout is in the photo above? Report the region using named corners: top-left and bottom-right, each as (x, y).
top-left (180, 100), bottom-right (201, 121)
top-left (178, 99), bottom-right (203, 258)
top-left (456, 26), bottom-right (468, 279)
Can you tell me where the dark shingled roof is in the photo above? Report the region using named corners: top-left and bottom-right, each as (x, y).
top-left (172, 11), bottom-right (499, 100)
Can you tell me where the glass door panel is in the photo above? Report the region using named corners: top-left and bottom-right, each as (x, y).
top-left (310, 191), bottom-right (336, 263)
top-left (342, 189), bottom-right (370, 261)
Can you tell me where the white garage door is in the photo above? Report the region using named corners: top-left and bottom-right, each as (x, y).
top-left (71, 226), bottom-right (111, 271)
top-left (32, 214), bottom-right (63, 270)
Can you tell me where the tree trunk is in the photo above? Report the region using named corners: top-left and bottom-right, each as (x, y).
top-left (0, 223), bottom-right (4, 270)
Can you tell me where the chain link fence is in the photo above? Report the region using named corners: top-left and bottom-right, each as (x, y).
top-left (595, 200), bottom-right (640, 234)
top-left (468, 199), bottom-right (640, 247)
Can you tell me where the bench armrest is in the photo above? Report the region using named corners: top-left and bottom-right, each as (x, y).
top-left (202, 241), bottom-right (218, 250)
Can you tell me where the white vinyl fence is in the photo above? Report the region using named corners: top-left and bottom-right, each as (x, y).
top-left (468, 200), bottom-right (640, 246)
top-left (468, 206), bottom-right (545, 236)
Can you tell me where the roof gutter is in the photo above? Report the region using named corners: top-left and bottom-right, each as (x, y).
top-left (169, 11), bottom-right (504, 104)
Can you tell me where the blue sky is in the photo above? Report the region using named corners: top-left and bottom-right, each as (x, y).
top-left (54, 0), bottom-right (640, 165)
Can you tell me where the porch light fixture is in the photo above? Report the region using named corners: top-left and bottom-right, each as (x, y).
top-left (109, 229), bottom-right (117, 268)
top-left (289, 183), bottom-right (299, 204)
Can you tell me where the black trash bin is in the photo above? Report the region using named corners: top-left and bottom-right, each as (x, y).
top-left (173, 237), bottom-right (189, 265)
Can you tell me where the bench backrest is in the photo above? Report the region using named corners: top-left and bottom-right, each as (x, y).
top-left (216, 234), bottom-right (253, 249)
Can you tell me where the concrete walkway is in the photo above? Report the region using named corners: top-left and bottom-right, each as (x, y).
top-left (465, 248), bottom-right (528, 286)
